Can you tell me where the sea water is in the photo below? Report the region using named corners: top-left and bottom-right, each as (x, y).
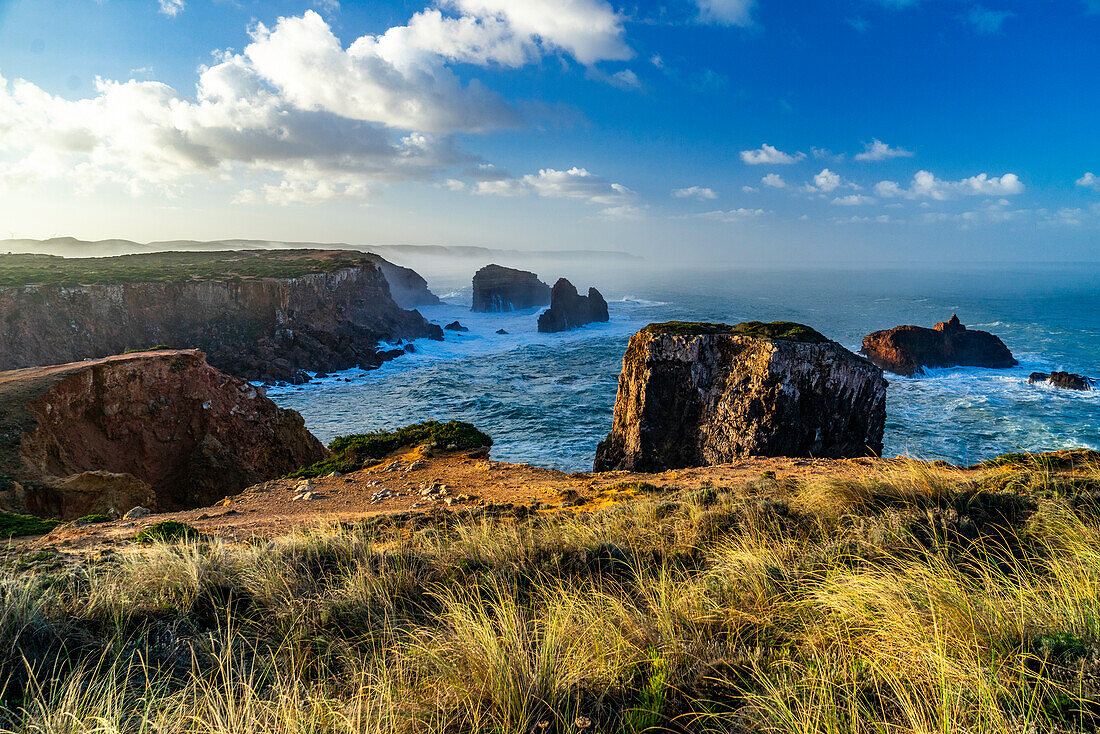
top-left (266, 264), bottom-right (1100, 472)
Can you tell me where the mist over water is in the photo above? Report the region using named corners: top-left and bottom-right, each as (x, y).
top-left (267, 263), bottom-right (1100, 472)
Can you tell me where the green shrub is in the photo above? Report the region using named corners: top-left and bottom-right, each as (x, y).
top-left (133, 521), bottom-right (200, 544)
top-left (122, 345), bottom-right (171, 354)
top-left (0, 512), bottom-right (58, 537)
top-left (642, 320), bottom-right (828, 343)
top-left (288, 421), bottom-right (492, 479)
top-left (76, 514), bottom-right (112, 524)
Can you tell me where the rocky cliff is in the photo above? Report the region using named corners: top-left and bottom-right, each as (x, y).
top-left (471, 264), bottom-right (551, 312)
top-left (0, 250), bottom-right (443, 383)
top-left (861, 314), bottom-right (1016, 377)
top-left (537, 279), bottom-right (609, 333)
top-left (368, 255), bottom-right (442, 308)
top-left (0, 350), bottom-right (325, 519)
top-left (593, 322), bottom-right (887, 472)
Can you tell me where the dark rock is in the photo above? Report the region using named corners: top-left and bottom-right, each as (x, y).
top-left (444, 321), bottom-right (469, 332)
top-left (496, 329), bottom-right (509, 335)
top-left (404, 343), bottom-right (417, 353)
top-left (471, 264), bottom-right (551, 312)
top-left (861, 314), bottom-right (1016, 377)
top-left (593, 321), bottom-right (888, 472)
top-left (367, 255), bottom-right (442, 308)
top-left (0, 350), bottom-right (326, 518)
top-left (1029, 371), bottom-right (1095, 390)
top-left (378, 349), bottom-right (406, 361)
top-left (537, 279), bottom-right (610, 333)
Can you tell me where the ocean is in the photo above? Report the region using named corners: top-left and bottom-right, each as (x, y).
top-left (266, 263), bottom-right (1100, 472)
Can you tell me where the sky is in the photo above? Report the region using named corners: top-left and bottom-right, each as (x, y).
top-left (0, 0), bottom-right (1097, 264)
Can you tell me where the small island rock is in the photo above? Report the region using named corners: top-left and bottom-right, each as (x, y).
top-left (444, 321), bottom-right (469, 332)
top-left (861, 314), bottom-right (1016, 377)
top-left (537, 279), bottom-right (609, 333)
top-left (1029, 371), bottom-right (1095, 390)
top-left (593, 321), bottom-right (888, 472)
top-left (471, 265), bottom-right (551, 312)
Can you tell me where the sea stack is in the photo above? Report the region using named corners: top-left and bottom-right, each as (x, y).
top-left (471, 264), bottom-right (551, 312)
top-left (1029, 371), bottom-right (1095, 390)
top-left (861, 314), bottom-right (1017, 377)
top-left (0, 350), bottom-right (326, 519)
top-left (537, 279), bottom-right (609, 333)
top-left (593, 321), bottom-right (888, 472)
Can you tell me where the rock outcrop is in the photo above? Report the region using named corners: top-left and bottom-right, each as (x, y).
top-left (1029, 371), bottom-right (1095, 390)
top-left (537, 279), bottom-right (609, 333)
top-left (593, 322), bottom-right (887, 472)
top-left (0, 250), bottom-right (444, 383)
top-left (471, 264), bottom-right (551, 312)
top-left (0, 350), bottom-right (326, 519)
top-left (860, 314), bottom-right (1016, 377)
top-left (367, 255), bottom-right (442, 308)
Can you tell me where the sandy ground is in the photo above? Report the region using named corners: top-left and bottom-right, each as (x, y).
top-left (19, 447), bottom-right (960, 553)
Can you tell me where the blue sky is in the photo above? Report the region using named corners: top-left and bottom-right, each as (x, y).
top-left (0, 0), bottom-right (1097, 263)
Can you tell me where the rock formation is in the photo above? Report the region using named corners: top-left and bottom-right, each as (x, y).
top-left (444, 321), bottom-right (469, 332)
top-left (1029, 371), bottom-right (1095, 390)
top-left (860, 314), bottom-right (1016, 377)
top-left (367, 255), bottom-right (442, 308)
top-left (593, 321), bottom-right (888, 472)
top-left (0, 350), bottom-right (326, 519)
top-left (537, 279), bottom-right (610, 333)
top-left (0, 250), bottom-right (444, 383)
top-left (471, 265), bottom-right (551, 312)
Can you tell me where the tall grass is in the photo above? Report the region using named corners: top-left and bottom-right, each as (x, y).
top-left (1, 459), bottom-right (1099, 733)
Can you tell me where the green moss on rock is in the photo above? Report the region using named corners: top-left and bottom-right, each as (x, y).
top-left (289, 421), bottom-right (492, 479)
top-left (642, 320), bottom-right (828, 343)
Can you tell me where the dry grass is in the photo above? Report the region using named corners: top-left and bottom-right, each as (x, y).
top-left (2, 457), bottom-right (1100, 733)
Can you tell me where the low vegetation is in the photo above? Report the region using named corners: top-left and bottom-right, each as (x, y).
top-left (0, 250), bottom-right (374, 287)
top-left (289, 420), bottom-right (493, 478)
top-left (133, 520), bottom-right (201, 544)
top-left (644, 320), bottom-right (828, 343)
top-left (1, 453), bottom-right (1100, 733)
top-left (0, 512), bottom-right (57, 538)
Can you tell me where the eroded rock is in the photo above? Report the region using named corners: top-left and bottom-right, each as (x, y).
top-left (593, 321), bottom-right (888, 472)
top-left (861, 314), bottom-right (1016, 377)
top-left (1029, 371), bottom-right (1095, 390)
top-left (471, 264), bottom-right (551, 312)
top-left (537, 279), bottom-right (609, 333)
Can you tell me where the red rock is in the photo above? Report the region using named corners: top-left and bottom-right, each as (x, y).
top-left (861, 314), bottom-right (1016, 377)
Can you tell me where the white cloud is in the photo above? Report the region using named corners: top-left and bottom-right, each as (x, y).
top-left (802, 168), bottom-right (845, 193)
top-left (740, 144), bottom-right (805, 165)
top-left (598, 204), bottom-right (647, 220)
top-left (875, 170), bottom-right (1025, 200)
top-left (832, 194), bottom-right (876, 206)
top-left (0, 6), bottom-right (637, 203)
top-left (695, 0), bottom-right (755, 26)
top-left (741, 185), bottom-right (758, 193)
top-left (314, 0), bottom-right (341, 13)
top-left (761, 173), bottom-right (787, 188)
top-left (1077, 172), bottom-right (1100, 190)
top-left (474, 166), bottom-right (636, 209)
top-left (854, 139), bottom-right (914, 161)
top-left (811, 147), bottom-right (845, 162)
top-left (158, 0), bottom-right (185, 17)
top-left (672, 185), bottom-right (717, 200)
top-left (968, 6), bottom-right (1013, 34)
top-left (610, 69), bottom-right (641, 89)
top-left (695, 208), bottom-right (768, 222)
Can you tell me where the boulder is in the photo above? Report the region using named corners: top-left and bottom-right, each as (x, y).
top-left (861, 314), bottom-right (1016, 377)
top-left (444, 321), bottom-right (469, 332)
top-left (471, 265), bottom-right (551, 312)
top-left (593, 321), bottom-right (888, 472)
top-left (0, 350), bottom-right (327, 518)
top-left (537, 279), bottom-right (610, 333)
top-left (1029, 371), bottom-right (1095, 390)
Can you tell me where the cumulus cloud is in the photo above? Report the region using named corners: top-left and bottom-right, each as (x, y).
top-left (968, 6), bottom-right (1013, 34)
top-left (800, 168), bottom-right (858, 194)
top-left (832, 194), bottom-right (876, 206)
top-left (854, 139), bottom-right (914, 161)
top-left (474, 166), bottom-right (637, 216)
top-left (695, 0), bottom-right (755, 26)
top-left (158, 0), bottom-right (185, 17)
top-left (761, 173), bottom-right (787, 188)
top-left (672, 185), bottom-right (717, 200)
top-left (1077, 172), bottom-right (1100, 190)
top-left (695, 207), bottom-right (768, 222)
top-left (874, 170), bottom-right (1025, 200)
top-left (0, 5), bottom-right (635, 203)
top-left (740, 144), bottom-right (805, 165)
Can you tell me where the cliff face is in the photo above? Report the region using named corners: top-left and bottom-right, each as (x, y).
top-left (471, 264), bottom-right (551, 312)
top-left (861, 314), bottom-right (1016, 377)
top-left (0, 350), bottom-right (325, 519)
top-left (0, 252), bottom-right (444, 382)
top-left (537, 279), bottom-right (609, 333)
top-left (369, 256), bottom-right (442, 308)
top-left (593, 322), bottom-right (887, 472)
